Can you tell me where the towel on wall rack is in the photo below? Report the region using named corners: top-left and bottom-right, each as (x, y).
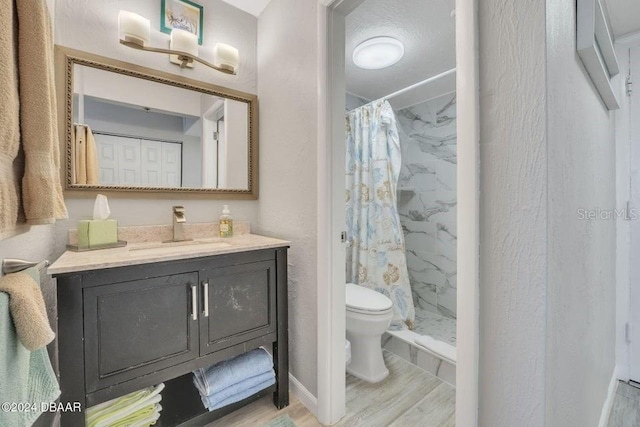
top-left (0, 266), bottom-right (60, 427)
top-left (0, 267), bottom-right (54, 350)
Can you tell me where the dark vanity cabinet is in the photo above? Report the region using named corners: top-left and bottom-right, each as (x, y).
top-left (54, 247), bottom-right (289, 426)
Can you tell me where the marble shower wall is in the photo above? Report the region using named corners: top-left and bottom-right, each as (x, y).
top-left (396, 93), bottom-right (457, 319)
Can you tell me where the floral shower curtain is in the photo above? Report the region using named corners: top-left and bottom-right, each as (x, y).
top-left (345, 100), bottom-right (415, 330)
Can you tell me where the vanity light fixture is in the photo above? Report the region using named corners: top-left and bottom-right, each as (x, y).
top-left (118, 10), bottom-right (239, 75)
top-left (352, 36), bottom-right (404, 70)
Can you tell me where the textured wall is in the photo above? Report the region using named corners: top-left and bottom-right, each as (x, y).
top-left (396, 94), bottom-right (457, 320)
top-left (545, 1), bottom-right (616, 425)
top-left (478, 0), bottom-right (548, 425)
top-left (53, 0), bottom-right (260, 259)
top-left (478, 0), bottom-right (617, 425)
top-left (257, 0), bottom-right (319, 395)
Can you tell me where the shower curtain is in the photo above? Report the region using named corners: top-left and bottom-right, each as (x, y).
top-left (345, 100), bottom-right (415, 330)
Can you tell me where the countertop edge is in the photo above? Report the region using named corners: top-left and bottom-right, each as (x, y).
top-left (48, 236), bottom-right (291, 275)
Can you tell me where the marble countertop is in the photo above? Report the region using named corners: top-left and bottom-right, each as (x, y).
top-left (48, 233), bottom-right (290, 275)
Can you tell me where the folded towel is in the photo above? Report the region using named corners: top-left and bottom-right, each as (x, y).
top-left (193, 348), bottom-right (273, 396)
top-left (91, 396), bottom-right (161, 427)
top-left (0, 293), bottom-right (60, 427)
top-left (201, 370), bottom-right (275, 410)
top-left (86, 383), bottom-right (164, 427)
top-left (0, 266), bottom-right (54, 350)
top-left (414, 335), bottom-right (457, 364)
top-left (101, 402), bottom-right (161, 427)
top-left (128, 408), bottom-right (162, 427)
top-left (206, 377), bottom-right (276, 412)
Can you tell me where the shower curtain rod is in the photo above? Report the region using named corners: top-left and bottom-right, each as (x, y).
top-left (373, 67), bottom-right (456, 104)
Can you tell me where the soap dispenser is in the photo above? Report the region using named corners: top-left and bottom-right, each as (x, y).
top-left (219, 205), bottom-right (233, 238)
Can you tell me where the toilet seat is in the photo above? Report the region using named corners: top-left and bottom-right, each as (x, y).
top-left (346, 283), bottom-right (393, 314)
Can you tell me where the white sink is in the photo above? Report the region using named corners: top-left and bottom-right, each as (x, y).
top-left (128, 239), bottom-right (232, 253)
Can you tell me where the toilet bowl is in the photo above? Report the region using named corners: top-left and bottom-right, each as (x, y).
top-left (345, 283), bottom-right (393, 383)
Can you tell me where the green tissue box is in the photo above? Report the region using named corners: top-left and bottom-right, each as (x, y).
top-left (77, 219), bottom-right (118, 248)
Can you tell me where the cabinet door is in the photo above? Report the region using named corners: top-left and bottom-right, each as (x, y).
top-left (200, 260), bottom-right (276, 355)
top-left (84, 273), bottom-right (199, 393)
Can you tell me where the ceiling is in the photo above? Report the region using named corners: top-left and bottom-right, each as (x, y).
top-left (604, 0), bottom-right (640, 38)
top-left (220, 0), bottom-right (272, 17)
top-left (345, 0), bottom-right (456, 109)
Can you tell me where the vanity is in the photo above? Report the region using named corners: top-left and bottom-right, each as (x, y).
top-left (50, 40), bottom-right (281, 425)
top-left (49, 232), bottom-right (290, 426)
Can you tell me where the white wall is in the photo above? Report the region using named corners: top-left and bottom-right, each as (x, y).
top-left (54, 0), bottom-right (260, 257)
top-left (545, 2), bottom-right (617, 425)
top-left (224, 99), bottom-right (249, 189)
top-left (55, 0), bottom-right (256, 93)
top-left (477, 0), bottom-right (548, 424)
top-left (478, 0), bottom-right (617, 425)
top-left (75, 66), bottom-right (202, 117)
top-left (257, 0), bottom-right (320, 395)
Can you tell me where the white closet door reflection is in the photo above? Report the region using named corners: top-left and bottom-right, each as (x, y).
top-left (96, 135), bottom-right (119, 185)
top-left (162, 143), bottom-right (182, 187)
top-left (94, 134), bottom-right (182, 187)
top-left (118, 138), bottom-right (141, 185)
top-left (141, 140), bottom-right (162, 187)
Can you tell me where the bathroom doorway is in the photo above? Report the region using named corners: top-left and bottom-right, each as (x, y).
top-left (317, 0), bottom-right (479, 425)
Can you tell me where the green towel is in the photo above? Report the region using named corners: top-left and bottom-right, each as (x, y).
top-left (0, 268), bottom-right (60, 427)
top-left (85, 383), bottom-right (164, 427)
top-left (89, 402), bottom-right (159, 427)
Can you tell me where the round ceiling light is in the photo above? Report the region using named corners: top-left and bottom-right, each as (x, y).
top-left (352, 37), bottom-right (405, 70)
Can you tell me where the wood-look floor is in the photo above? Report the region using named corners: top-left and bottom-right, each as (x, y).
top-left (206, 350), bottom-right (455, 427)
top-left (608, 381), bottom-right (640, 427)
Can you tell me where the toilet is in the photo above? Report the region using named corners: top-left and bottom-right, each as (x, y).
top-left (345, 283), bottom-right (394, 383)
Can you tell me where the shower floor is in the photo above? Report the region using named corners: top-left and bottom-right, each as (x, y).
top-left (413, 305), bottom-right (457, 347)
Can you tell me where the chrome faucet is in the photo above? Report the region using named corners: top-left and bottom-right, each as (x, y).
top-left (171, 206), bottom-right (191, 242)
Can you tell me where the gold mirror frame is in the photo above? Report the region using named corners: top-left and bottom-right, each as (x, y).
top-left (55, 45), bottom-right (258, 199)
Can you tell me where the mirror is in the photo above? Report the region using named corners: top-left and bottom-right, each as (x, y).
top-left (56, 46), bottom-right (258, 198)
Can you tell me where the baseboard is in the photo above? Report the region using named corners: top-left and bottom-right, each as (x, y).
top-left (289, 373), bottom-right (318, 416)
top-left (598, 370), bottom-right (619, 427)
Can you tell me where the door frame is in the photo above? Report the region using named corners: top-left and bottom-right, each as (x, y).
top-left (317, 0), bottom-right (480, 425)
top-left (617, 31), bottom-right (640, 383)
